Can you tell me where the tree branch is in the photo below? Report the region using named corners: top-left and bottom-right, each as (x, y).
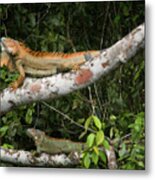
top-left (0, 144), bottom-right (117, 168)
top-left (0, 127), bottom-right (118, 168)
top-left (0, 147), bottom-right (80, 167)
top-left (0, 24), bottom-right (144, 115)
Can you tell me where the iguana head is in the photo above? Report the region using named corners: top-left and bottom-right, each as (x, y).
top-left (26, 128), bottom-right (45, 142)
top-left (1, 37), bottom-right (19, 55)
top-left (0, 37), bottom-right (26, 57)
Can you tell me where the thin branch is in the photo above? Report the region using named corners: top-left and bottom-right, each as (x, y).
top-left (41, 101), bottom-right (96, 133)
top-left (93, 83), bottom-right (103, 115)
top-left (105, 144), bottom-right (118, 169)
top-left (88, 86), bottom-right (96, 114)
top-left (100, 3), bottom-right (110, 49)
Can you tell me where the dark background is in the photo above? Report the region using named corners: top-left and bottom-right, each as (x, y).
top-left (0, 1), bottom-right (145, 169)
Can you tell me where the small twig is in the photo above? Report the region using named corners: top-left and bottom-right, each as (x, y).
top-left (88, 86), bottom-right (96, 114)
top-left (41, 101), bottom-right (96, 133)
top-left (66, 16), bottom-right (76, 52)
top-left (121, 133), bottom-right (132, 141)
top-left (100, 3), bottom-right (110, 49)
top-left (93, 83), bottom-right (103, 115)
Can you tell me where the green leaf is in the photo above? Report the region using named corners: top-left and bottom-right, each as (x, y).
top-left (86, 133), bottom-right (95, 148)
top-left (114, 15), bottom-right (121, 24)
top-left (134, 124), bottom-right (140, 132)
top-left (137, 161), bottom-right (144, 168)
top-left (133, 61), bottom-right (144, 81)
top-left (92, 152), bottom-right (99, 165)
top-left (25, 109), bottom-right (33, 124)
top-left (92, 115), bottom-right (102, 130)
top-left (99, 151), bottom-right (107, 163)
top-left (95, 130), bottom-right (104, 146)
top-left (84, 116), bottom-right (92, 131)
top-left (123, 5), bottom-right (129, 16)
top-left (0, 125), bottom-right (9, 137)
top-left (2, 143), bottom-right (14, 149)
top-left (93, 146), bottom-right (99, 155)
top-left (110, 127), bottom-right (114, 138)
top-left (110, 115), bottom-right (117, 121)
top-left (103, 140), bottom-right (110, 150)
top-left (79, 131), bottom-right (87, 139)
top-left (119, 143), bottom-right (126, 157)
top-left (83, 153), bottom-right (91, 168)
top-left (77, 118), bottom-right (85, 124)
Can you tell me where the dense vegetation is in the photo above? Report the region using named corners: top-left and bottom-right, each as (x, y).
top-left (0, 1), bottom-right (145, 169)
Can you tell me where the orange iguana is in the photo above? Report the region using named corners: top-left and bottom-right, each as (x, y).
top-left (0, 51), bottom-right (15, 71)
top-left (0, 37), bottom-right (100, 90)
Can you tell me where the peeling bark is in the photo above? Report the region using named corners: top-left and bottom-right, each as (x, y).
top-left (0, 145), bottom-right (118, 169)
top-left (105, 145), bottom-right (117, 169)
top-left (0, 129), bottom-right (118, 168)
top-left (0, 147), bottom-right (80, 167)
top-left (0, 23), bottom-right (144, 115)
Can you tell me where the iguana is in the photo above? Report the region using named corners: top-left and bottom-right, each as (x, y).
top-left (26, 128), bottom-right (87, 154)
top-left (0, 37), bottom-right (100, 90)
top-left (0, 51), bottom-right (15, 72)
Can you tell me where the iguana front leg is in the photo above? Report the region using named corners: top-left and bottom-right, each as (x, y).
top-left (0, 51), bottom-right (15, 72)
top-left (10, 59), bottom-right (25, 90)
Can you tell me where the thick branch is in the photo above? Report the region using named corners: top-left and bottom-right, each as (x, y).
top-left (0, 147), bottom-right (80, 167)
top-left (0, 127), bottom-right (118, 168)
top-left (0, 24), bottom-right (144, 115)
top-left (0, 128), bottom-right (118, 168)
top-left (0, 145), bottom-right (117, 168)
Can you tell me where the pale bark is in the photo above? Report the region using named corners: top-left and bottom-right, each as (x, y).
top-left (0, 147), bottom-right (80, 167)
top-left (0, 24), bottom-right (144, 115)
top-left (0, 144), bottom-right (117, 168)
top-left (0, 128), bottom-right (118, 168)
top-left (105, 145), bottom-right (117, 169)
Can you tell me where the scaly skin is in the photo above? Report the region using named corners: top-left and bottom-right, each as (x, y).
top-left (0, 37), bottom-right (100, 90)
top-left (0, 51), bottom-right (15, 72)
top-left (26, 128), bottom-right (87, 154)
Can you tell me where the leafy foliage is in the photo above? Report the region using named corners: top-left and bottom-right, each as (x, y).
top-left (0, 1), bottom-right (144, 169)
top-left (118, 112), bottom-right (145, 169)
top-left (81, 115), bottom-right (108, 168)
